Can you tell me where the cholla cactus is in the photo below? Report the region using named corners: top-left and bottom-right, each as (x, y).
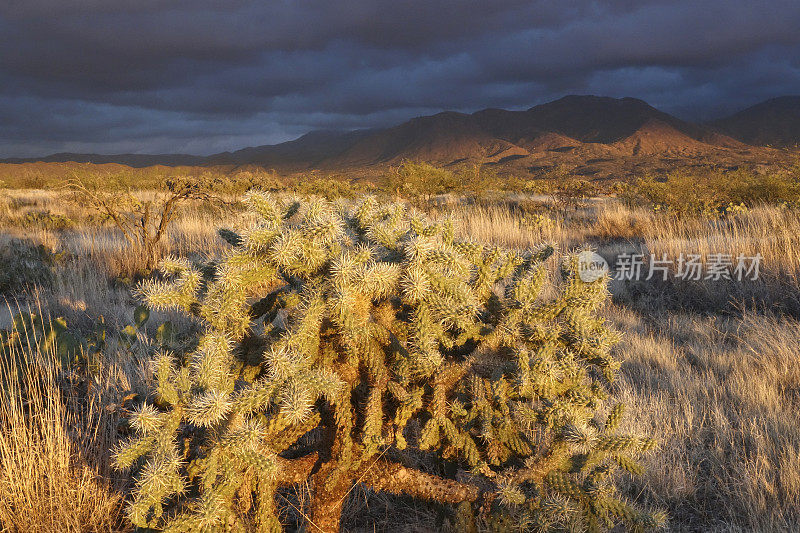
top-left (116, 193), bottom-right (663, 532)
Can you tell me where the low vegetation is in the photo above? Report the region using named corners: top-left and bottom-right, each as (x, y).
top-left (626, 167), bottom-right (800, 215)
top-left (0, 163), bottom-right (799, 531)
top-left (0, 305), bottom-right (128, 532)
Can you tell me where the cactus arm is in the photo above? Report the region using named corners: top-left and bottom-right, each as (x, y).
top-left (361, 460), bottom-right (481, 504)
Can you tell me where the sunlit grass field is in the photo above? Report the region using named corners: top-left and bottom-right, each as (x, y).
top-left (1, 185), bottom-right (800, 531)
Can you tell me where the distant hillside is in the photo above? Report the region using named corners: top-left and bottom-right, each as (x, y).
top-left (326, 95), bottom-right (749, 168)
top-left (207, 129), bottom-right (377, 168)
top-left (2, 95), bottom-right (797, 179)
top-left (478, 95), bottom-right (709, 143)
top-left (711, 96), bottom-right (800, 148)
top-left (1, 152), bottom-right (208, 168)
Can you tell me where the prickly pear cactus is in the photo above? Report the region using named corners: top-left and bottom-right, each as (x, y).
top-left (115, 194), bottom-right (663, 532)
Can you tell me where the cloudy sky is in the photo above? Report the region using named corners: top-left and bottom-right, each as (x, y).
top-left (1, 0), bottom-right (799, 157)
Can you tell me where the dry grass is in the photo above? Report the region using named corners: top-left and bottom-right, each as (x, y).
top-left (0, 303), bottom-right (138, 532)
top-left (1, 189), bottom-right (799, 531)
top-left (593, 201), bottom-right (652, 240)
top-left (653, 207), bottom-right (799, 274)
top-left (611, 306), bottom-right (800, 531)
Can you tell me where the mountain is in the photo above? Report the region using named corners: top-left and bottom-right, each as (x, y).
top-left (711, 96), bottom-right (800, 148)
top-left (207, 129), bottom-right (377, 167)
top-left (323, 95), bottom-right (749, 168)
top-left (1, 152), bottom-right (208, 167)
top-left (324, 111), bottom-right (515, 167)
top-left (2, 95), bottom-right (796, 178)
top-left (478, 95), bottom-right (708, 143)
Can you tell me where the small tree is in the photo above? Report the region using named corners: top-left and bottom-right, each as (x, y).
top-left (66, 174), bottom-right (213, 271)
top-left (116, 194), bottom-right (662, 532)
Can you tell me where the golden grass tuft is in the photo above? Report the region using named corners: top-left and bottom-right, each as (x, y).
top-left (0, 304), bottom-right (131, 532)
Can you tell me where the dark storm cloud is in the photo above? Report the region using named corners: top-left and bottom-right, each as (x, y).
top-left (1, 0), bottom-right (799, 157)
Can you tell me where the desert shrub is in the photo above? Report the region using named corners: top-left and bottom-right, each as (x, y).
top-left (522, 179), bottom-right (558, 196)
top-left (387, 161), bottom-right (462, 199)
top-left (553, 179), bottom-right (599, 211)
top-left (511, 197), bottom-right (550, 217)
top-left (385, 162), bottom-right (537, 203)
top-left (66, 175), bottom-right (216, 271)
top-left (630, 168), bottom-right (800, 215)
top-left (456, 165), bottom-right (527, 198)
top-left (202, 169), bottom-right (285, 195)
top-left (290, 177), bottom-right (369, 200)
top-left (727, 169), bottom-right (800, 205)
top-left (21, 210), bottom-right (75, 230)
top-left (116, 194), bottom-right (662, 532)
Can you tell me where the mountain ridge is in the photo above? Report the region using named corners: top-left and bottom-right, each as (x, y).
top-left (710, 96), bottom-right (800, 148)
top-left (2, 95), bottom-right (798, 178)
top-left (319, 95), bottom-right (760, 171)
